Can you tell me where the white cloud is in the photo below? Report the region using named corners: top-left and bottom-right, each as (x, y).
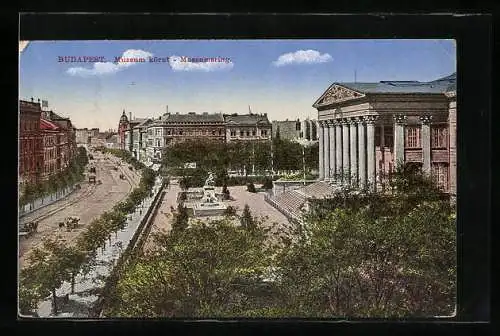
top-left (168, 55), bottom-right (234, 72)
top-left (273, 49), bottom-right (333, 67)
top-left (66, 49), bottom-right (153, 77)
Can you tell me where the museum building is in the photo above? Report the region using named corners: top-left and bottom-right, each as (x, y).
top-left (313, 72), bottom-right (456, 195)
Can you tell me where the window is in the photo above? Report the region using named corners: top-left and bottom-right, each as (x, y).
top-left (240, 131), bottom-right (244, 137)
top-left (212, 130), bottom-right (216, 135)
top-left (384, 126), bottom-right (394, 147)
top-left (252, 130), bottom-right (256, 136)
top-left (246, 131), bottom-right (250, 136)
top-left (405, 127), bottom-right (421, 148)
top-left (296, 122), bottom-right (301, 131)
top-left (262, 130), bottom-right (268, 136)
top-left (219, 130), bottom-right (223, 135)
top-left (231, 131), bottom-right (236, 137)
top-left (155, 129), bottom-right (162, 136)
top-left (432, 126), bottom-right (448, 148)
top-left (432, 163), bottom-right (448, 191)
top-left (179, 131), bottom-right (183, 135)
top-left (167, 130), bottom-right (171, 135)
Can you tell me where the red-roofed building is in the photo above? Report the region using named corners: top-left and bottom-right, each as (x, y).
top-left (19, 99), bottom-right (44, 187)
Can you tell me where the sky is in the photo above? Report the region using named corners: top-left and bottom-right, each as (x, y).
top-left (19, 40), bottom-right (456, 131)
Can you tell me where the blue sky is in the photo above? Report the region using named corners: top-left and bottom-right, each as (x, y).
top-left (19, 40), bottom-right (456, 130)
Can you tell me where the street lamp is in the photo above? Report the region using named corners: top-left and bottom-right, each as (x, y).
top-left (294, 139), bottom-right (315, 186)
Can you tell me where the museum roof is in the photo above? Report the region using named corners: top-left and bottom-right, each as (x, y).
top-left (224, 113), bottom-right (271, 126)
top-left (339, 72), bottom-right (456, 94)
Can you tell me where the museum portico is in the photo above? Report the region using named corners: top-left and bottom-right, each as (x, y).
top-left (313, 73), bottom-right (456, 194)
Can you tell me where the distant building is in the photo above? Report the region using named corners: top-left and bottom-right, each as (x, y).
top-left (131, 119), bottom-right (153, 162)
top-left (272, 118), bottom-right (318, 141)
top-left (117, 110), bottom-right (129, 150)
top-left (300, 118), bottom-right (318, 141)
top-left (224, 113), bottom-right (271, 142)
top-left (41, 109), bottom-right (76, 171)
top-left (162, 112), bottom-right (226, 146)
top-left (105, 134), bottom-right (119, 149)
top-left (75, 128), bottom-right (90, 144)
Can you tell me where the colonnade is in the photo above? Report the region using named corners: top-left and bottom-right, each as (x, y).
top-left (317, 114), bottom-right (433, 190)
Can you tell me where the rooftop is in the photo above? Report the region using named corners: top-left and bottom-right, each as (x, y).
top-left (339, 72), bottom-right (456, 94)
top-left (162, 112), bottom-right (224, 123)
top-left (40, 118), bottom-right (59, 131)
top-left (224, 113), bottom-right (271, 126)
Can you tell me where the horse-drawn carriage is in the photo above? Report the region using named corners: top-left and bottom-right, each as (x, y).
top-left (58, 216), bottom-right (81, 231)
top-left (19, 221), bottom-right (39, 239)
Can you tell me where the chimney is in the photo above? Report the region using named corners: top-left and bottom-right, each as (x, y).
top-left (30, 97), bottom-right (34, 102)
top-left (129, 112), bottom-right (132, 121)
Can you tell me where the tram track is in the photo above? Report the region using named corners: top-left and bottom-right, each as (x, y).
top-left (18, 155), bottom-right (139, 260)
top-left (19, 183), bottom-right (98, 226)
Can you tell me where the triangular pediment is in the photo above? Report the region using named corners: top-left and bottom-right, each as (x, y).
top-left (313, 84), bottom-right (366, 108)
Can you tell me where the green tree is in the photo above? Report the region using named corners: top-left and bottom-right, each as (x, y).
top-left (240, 204), bottom-right (256, 231)
top-left (277, 165), bottom-right (456, 318)
top-left (262, 178), bottom-right (274, 190)
top-left (172, 203), bottom-right (189, 232)
top-left (246, 182), bottom-right (256, 193)
top-left (20, 237), bottom-right (75, 315)
top-left (223, 205), bottom-right (237, 217)
top-left (106, 219), bottom-right (277, 317)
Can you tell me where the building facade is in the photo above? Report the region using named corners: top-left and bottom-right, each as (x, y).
top-left (313, 73), bottom-right (457, 194)
top-left (40, 118), bottom-right (61, 179)
top-left (117, 110), bottom-right (129, 150)
top-left (19, 99), bottom-right (44, 187)
top-left (272, 118), bottom-right (318, 141)
top-left (161, 112), bottom-right (226, 146)
top-left (300, 118), bottom-right (318, 141)
top-left (19, 99), bottom-right (78, 189)
top-left (224, 113), bottom-right (271, 142)
top-left (75, 128), bottom-right (91, 144)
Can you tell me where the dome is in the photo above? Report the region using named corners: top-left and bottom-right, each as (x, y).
top-left (120, 110), bottom-right (129, 123)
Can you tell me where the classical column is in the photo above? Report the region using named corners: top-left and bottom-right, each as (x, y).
top-left (335, 120), bottom-right (343, 181)
top-left (366, 115), bottom-right (378, 191)
top-left (349, 118), bottom-right (358, 186)
top-left (420, 115), bottom-right (433, 174)
top-left (318, 121), bottom-right (324, 180)
top-left (342, 119), bottom-right (350, 183)
top-left (357, 117), bottom-right (366, 190)
top-left (393, 114), bottom-right (407, 167)
top-left (328, 120), bottom-right (336, 179)
top-left (323, 121), bottom-right (331, 179)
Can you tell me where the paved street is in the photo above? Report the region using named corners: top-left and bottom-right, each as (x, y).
top-left (18, 151), bottom-right (142, 269)
top-left (143, 180), bottom-right (180, 252)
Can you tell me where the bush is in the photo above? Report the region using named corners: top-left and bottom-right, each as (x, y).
top-left (262, 178), bottom-right (273, 190)
top-left (222, 184), bottom-right (230, 200)
top-left (247, 183), bottom-right (256, 193)
top-left (223, 206), bottom-right (237, 217)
